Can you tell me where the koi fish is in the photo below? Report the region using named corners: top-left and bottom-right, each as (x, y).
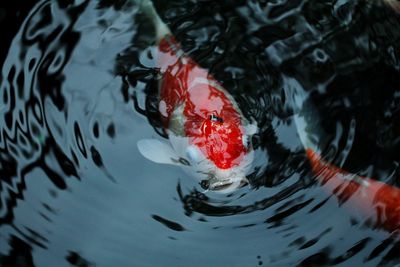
top-left (289, 78), bottom-right (400, 233)
top-left (135, 0), bottom-right (257, 192)
top-left (306, 149), bottom-right (400, 233)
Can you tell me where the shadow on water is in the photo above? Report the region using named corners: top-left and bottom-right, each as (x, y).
top-left (0, 0), bottom-right (400, 266)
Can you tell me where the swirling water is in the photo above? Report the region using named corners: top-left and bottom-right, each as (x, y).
top-left (0, 0), bottom-right (400, 266)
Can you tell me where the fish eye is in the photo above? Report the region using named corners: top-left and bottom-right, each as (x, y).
top-left (209, 114), bottom-right (223, 123)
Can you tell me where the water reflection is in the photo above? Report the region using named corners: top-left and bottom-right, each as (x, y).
top-left (0, 0), bottom-right (399, 266)
top-left (0, 236), bottom-right (35, 267)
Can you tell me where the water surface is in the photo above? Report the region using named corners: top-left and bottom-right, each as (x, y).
top-left (1, 0), bottom-right (400, 266)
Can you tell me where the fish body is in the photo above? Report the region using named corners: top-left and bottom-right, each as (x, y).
top-left (307, 149), bottom-right (400, 233)
top-left (289, 79), bottom-right (400, 233)
top-left (158, 36), bottom-right (250, 170)
top-left (136, 2), bottom-right (257, 192)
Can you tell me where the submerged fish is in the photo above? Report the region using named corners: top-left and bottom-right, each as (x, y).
top-left (307, 149), bottom-right (400, 233)
top-left (290, 78), bottom-right (400, 233)
top-left (135, 0), bottom-right (257, 193)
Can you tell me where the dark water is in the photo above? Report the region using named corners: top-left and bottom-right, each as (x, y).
top-left (1, 0), bottom-right (400, 266)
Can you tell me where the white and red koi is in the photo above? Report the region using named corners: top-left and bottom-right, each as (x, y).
top-left (136, 0), bottom-right (257, 192)
top-left (288, 76), bottom-right (400, 233)
top-left (307, 149), bottom-right (400, 233)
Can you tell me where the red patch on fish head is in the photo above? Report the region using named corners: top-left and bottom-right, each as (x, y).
top-left (182, 81), bottom-right (248, 170)
top-left (200, 113), bottom-right (246, 169)
top-left (185, 107), bottom-right (247, 170)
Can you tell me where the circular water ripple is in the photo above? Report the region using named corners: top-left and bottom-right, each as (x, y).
top-left (0, 0), bottom-right (400, 266)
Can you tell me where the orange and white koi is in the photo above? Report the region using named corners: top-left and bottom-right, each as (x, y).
top-left (135, 0), bottom-right (257, 192)
top-left (288, 76), bottom-right (400, 233)
top-left (307, 149), bottom-right (400, 233)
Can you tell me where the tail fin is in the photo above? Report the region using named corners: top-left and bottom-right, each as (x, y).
top-left (131, 0), bottom-right (171, 41)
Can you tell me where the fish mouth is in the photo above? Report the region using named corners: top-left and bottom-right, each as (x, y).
top-left (201, 176), bottom-right (248, 192)
top-left (209, 179), bottom-right (235, 191)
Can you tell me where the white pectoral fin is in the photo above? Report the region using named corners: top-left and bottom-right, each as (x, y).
top-left (137, 139), bottom-right (182, 165)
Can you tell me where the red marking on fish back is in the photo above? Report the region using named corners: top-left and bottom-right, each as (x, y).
top-left (157, 36), bottom-right (247, 169)
top-left (373, 183), bottom-right (400, 232)
top-left (306, 148), bottom-right (400, 233)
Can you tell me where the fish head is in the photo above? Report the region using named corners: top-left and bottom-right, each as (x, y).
top-left (181, 112), bottom-right (257, 193)
top-left (199, 112), bottom-right (246, 169)
top-left (138, 105), bottom-right (257, 194)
